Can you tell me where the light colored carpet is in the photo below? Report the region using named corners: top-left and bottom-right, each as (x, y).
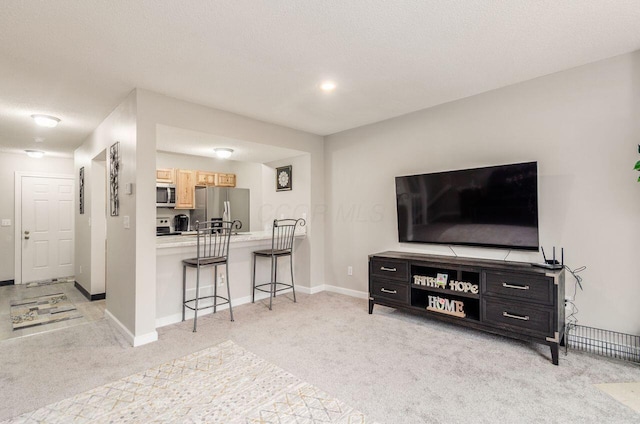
top-left (1, 340), bottom-right (372, 423)
top-left (0, 292), bottom-right (639, 423)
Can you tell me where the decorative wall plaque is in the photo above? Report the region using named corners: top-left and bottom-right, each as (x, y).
top-left (109, 141), bottom-right (119, 216)
top-left (79, 166), bottom-right (85, 214)
top-left (276, 165), bottom-right (292, 191)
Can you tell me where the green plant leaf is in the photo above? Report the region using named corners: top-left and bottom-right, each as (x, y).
top-left (635, 160), bottom-right (640, 171)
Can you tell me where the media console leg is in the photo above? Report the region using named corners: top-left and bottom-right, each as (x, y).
top-left (368, 300), bottom-right (374, 314)
top-left (551, 343), bottom-right (559, 365)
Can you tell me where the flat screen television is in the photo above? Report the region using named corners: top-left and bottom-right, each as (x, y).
top-left (395, 161), bottom-right (539, 250)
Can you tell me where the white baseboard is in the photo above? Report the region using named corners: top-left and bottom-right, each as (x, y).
top-left (155, 284), bottom-right (368, 328)
top-left (105, 309), bottom-right (158, 347)
top-left (316, 284), bottom-right (369, 299)
top-left (155, 292), bottom-right (271, 328)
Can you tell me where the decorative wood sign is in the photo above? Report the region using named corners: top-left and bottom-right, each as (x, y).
top-left (413, 274), bottom-right (478, 294)
top-left (427, 295), bottom-right (466, 318)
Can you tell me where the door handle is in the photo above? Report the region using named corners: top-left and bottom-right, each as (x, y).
top-left (24, 230), bottom-right (30, 240)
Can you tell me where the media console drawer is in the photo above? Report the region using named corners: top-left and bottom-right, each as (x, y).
top-left (482, 297), bottom-right (555, 336)
top-left (370, 279), bottom-right (409, 304)
top-left (370, 258), bottom-right (408, 281)
top-left (483, 271), bottom-right (554, 305)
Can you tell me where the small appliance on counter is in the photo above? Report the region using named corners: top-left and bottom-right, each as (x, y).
top-left (156, 216), bottom-right (180, 236)
top-left (174, 214), bottom-right (189, 232)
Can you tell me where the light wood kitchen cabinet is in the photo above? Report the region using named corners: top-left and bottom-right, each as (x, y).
top-left (216, 173), bottom-right (236, 187)
top-left (196, 171), bottom-right (217, 186)
top-left (175, 169), bottom-right (196, 209)
top-left (156, 168), bottom-right (175, 184)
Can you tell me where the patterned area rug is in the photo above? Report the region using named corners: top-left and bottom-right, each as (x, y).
top-left (2, 340), bottom-right (374, 423)
top-left (10, 293), bottom-right (83, 330)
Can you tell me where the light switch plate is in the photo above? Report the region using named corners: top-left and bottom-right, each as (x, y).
top-left (1, 219), bottom-right (10, 227)
top-left (123, 216), bottom-right (130, 229)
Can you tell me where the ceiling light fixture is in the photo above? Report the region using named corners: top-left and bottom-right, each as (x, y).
top-left (31, 114), bottom-right (60, 128)
top-left (214, 148), bottom-right (234, 159)
top-left (320, 81), bottom-right (336, 92)
top-left (25, 149), bottom-right (45, 158)
top-left (34, 137), bottom-right (45, 143)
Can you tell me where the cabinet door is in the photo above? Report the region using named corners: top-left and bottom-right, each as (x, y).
top-left (156, 168), bottom-right (175, 184)
top-left (196, 171), bottom-right (216, 186)
top-left (175, 169), bottom-right (196, 209)
top-left (216, 173), bottom-right (236, 187)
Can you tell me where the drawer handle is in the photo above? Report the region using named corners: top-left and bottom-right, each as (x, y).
top-left (380, 267), bottom-right (397, 272)
top-left (502, 283), bottom-right (530, 290)
top-left (380, 288), bottom-right (397, 294)
top-left (503, 312), bottom-right (530, 321)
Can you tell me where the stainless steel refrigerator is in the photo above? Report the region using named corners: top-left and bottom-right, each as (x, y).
top-left (193, 187), bottom-right (250, 232)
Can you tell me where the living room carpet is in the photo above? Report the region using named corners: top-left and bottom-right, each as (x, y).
top-left (10, 292), bottom-right (82, 331)
top-left (1, 340), bottom-right (374, 423)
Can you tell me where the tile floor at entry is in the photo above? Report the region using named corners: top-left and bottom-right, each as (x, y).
top-left (0, 280), bottom-right (105, 342)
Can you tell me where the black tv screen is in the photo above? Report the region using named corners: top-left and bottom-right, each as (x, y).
top-left (395, 162), bottom-right (539, 250)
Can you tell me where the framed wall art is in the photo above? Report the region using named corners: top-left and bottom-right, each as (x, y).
top-left (79, 166), bottom-right (85, 214)
top-left (276, 165), bottom-right (292, 191)
top-left (110, 141), bottom-right (120, 216)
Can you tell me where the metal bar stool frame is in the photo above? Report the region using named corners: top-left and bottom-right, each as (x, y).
top-left (182, 219), bottom-right (241, 332)
top-left (252, 218), bottom-right (305, 310)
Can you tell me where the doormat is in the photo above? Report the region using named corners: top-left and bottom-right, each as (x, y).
top-left (10, 292), bottom-right (83, 330)
top-left (25, 276), bottom-right (75, 288)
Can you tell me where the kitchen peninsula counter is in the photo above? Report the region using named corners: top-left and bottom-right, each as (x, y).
top-left (156, 229), bottom-right (306, 328)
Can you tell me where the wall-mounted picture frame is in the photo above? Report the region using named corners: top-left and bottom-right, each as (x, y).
top-left (79, 166), bottom-right (85, 214)
top-left (276, 165), bottom-right (292, 191)
top-left (110, 141), bottom-right (120, 216)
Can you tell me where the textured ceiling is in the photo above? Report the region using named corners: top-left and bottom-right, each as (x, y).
top-left (0, 0), bottom-right (639, 158)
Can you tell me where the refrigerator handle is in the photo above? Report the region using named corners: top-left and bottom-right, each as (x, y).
top-left (223, 200), bottom-right (230, 222)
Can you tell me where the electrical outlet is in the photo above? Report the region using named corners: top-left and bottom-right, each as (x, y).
top-left (218, 273), bottom-right (225, 286)
top-left (347, 266), bottom-right (353, 276)
top-left (1, 219), bottom-right (11, 227)
top-left (79, 265), bottom-right (82, 274)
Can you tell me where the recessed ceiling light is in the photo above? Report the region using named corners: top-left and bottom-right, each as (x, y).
top-left (31, 114), bottom-right (60, 128)
top-left (34, 137), bottom-right (45, 143)
top-left (25, 149), bottom-right (45, 158)
top-left (214, 148), bottom-right (234, 159)
top-left (320, 81), bottom-right (336, 92)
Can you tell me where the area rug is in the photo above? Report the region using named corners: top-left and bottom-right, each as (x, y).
top-left (25, 276), bottom-right (75, 288)
top-left (1, 340), bottom-right (374, 423)
top-left (595, 382), bottom-right (640, 414)
top-left (10, 293), bottom-right (83, 330)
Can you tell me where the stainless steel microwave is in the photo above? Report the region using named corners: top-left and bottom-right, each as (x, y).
top-left (156, 184), bottom-right (176, 207)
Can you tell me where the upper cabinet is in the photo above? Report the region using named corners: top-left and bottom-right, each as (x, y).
top-left (216, 173), bottom-right (236, 187)
top-left (156, 168), bottom-right (175, 184)
top-left (159, 168), bottom-right (237, 209)
top-left (196, 171), bottom-right (217, 186)
top-left (175, 169), bottom-right (196, 209)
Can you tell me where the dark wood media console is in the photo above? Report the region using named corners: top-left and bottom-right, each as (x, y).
top-left (368, 251), bottom-right (565, 365)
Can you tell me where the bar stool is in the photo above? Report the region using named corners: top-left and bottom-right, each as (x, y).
top-left (252, 218), bottom-right (305, 310)
top-left (182, 220), bottom-right (241, 332)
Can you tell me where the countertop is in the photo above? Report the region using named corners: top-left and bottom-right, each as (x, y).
top-left (156, 229), bottom-right (305, 249)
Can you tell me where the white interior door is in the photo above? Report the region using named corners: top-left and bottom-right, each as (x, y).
top-left (21, 176), bottom-right (74, 283)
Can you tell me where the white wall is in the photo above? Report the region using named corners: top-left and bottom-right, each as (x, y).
top-left (75, 90), bottom-right (158, 344)
top-left (0, 152), bottom-right (74, 282)
top-left (324, 51), bottom-right (640, 334)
